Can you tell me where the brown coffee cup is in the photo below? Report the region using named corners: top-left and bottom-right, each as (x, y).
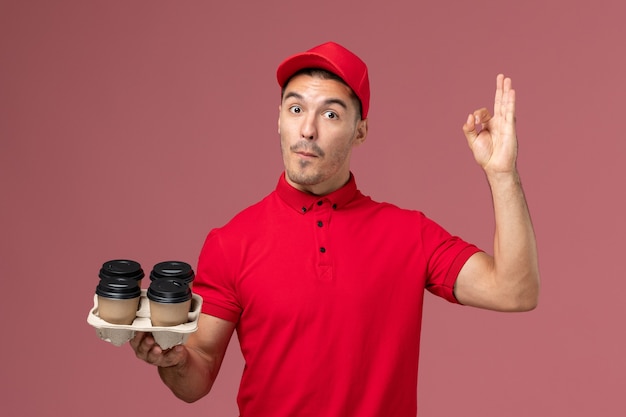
top-left (96, 277), bottom-right (141, 325)
top-left (147, 278), bottom-right (192, 327)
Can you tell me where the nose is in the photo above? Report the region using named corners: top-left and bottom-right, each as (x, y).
top-left (300, 113), bottom-right (317, 140)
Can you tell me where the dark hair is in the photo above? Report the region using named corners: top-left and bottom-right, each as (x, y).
top-left (281, 68), bottom-right (363, 119)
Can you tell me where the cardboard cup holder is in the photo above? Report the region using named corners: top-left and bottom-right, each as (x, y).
top-left (87, 289), bottom-right (203, 349)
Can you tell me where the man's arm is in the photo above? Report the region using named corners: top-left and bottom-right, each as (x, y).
top-left (453, 74), bottom-right (540, 312)
top-left (130, 313), bottom-right (236, 402)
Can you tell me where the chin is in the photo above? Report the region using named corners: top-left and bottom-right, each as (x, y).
top-left (286, 169), bottom-right (323, 187)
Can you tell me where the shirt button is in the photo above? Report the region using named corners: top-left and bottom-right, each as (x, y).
top-left (332, 204), bottom-right (337, 210)
top-left (320, 247), bottom-right (326, 253)
top-left (301, 207), bottom-right (307, 213)
top-left (317, 201), bottom-right (323, 206)
top-left (317, 221), bottom-right (323, 227)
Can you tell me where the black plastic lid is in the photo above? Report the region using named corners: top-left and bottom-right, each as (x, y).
top-left (149, 261), bottom-right (195, 284)
top-left (99, 259), bottom-right (145, 282)
top-left (147, 278), bottom-right (191, 304)
top-left (96, 277), bottom-right (141, 299)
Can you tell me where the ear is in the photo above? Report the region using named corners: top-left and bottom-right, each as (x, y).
top-left (277, 104), bottom-right (282, 134)
top-left (353, 118), bottom-right (368, 146)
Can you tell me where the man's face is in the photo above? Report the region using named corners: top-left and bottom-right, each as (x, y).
top-left (278, 73), bottom-right (368, 195)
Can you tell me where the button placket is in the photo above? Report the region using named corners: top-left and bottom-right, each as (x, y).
top-left (314, 199), bottom-right (333, 280)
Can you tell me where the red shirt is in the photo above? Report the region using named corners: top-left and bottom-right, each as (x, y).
top-left (194, 173), bottom-right (481, 417)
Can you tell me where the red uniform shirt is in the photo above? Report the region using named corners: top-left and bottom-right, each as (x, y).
top-left (194, 173), bottom-right (481, 416)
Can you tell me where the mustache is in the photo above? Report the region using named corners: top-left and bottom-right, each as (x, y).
top-left (290, 142), bottom-right (325, 157)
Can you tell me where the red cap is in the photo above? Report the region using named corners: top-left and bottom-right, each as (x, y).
top-left (276, 42), bottom-right (370, 119)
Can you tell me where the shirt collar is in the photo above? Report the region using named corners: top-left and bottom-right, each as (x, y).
top-left (276, 172), bottom-right (359, 214)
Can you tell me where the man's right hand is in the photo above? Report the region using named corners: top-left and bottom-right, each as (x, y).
top-left (130, 331), bottom-right (188, 368)
top-left (128, 314), bottom-right (236, 403)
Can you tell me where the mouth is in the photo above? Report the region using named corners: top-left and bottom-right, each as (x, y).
top-left (296, 151), bottom-right (318, 158)
top-left (290, 142), bottom-right (324, 159)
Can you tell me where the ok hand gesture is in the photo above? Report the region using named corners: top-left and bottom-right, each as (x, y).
top-left (462, 74), bottom-right (518, 176)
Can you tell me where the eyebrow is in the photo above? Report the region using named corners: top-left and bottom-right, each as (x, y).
top-left (283, 92), bottom-right (348, 110)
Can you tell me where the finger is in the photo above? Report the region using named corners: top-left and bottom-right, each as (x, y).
top-left (473, 108), bottom-right (492, 126)
top-left (462, 113), bottom-right (477, 138)
top-left (148, 344), bottom-right (187, 368)
top-left (159, 345), bottom-right (187, 367)
top-left (502, 76), bottom-right (513, 118)
top-left (462, 112), bottom-right (488, 147)
top-left (129, 331), bottom-right (147, 351)
top-left (505, 85), bottom-right (516, 125)
top-left (131, 331), bottom-right (188, 367)
top-left (144, 343), bottom-right (165, 365)
top-left (494, 74), bottom-right (503, 117)
top-left (463, 109), bottom-right (491, 135)
top-left (130, 332), bottom-right (157, 360)
top-left (470, 108), bottom-right (493, 134)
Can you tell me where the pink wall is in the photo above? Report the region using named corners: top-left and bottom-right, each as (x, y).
top-left (1, 0), bottom-right (625, 415)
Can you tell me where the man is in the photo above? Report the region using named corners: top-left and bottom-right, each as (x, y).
top-left (131, 41), bottom-right (539, 416)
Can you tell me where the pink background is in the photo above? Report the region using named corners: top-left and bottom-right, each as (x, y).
top-left (1, 0), bottom-right (625, 415)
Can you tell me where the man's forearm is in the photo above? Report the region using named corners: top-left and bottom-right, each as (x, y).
top-left (487, 169), bottom-right (540, 310)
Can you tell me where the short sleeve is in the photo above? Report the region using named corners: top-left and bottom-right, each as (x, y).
top-left (420, 215), bottom-right (482, 303)
top-left (193, 229), bottom-right (242, 323)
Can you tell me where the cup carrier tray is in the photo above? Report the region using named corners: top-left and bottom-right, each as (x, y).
top-left (87, 289), bottom-right (203, 349)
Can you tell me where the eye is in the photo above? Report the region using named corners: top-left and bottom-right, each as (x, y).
top-left (289, 105), bottom-right (302, 114)
top-left (323, 111), bottom-right (338, 120)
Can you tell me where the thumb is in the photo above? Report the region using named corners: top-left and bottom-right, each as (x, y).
top-left (157, 344), bottom-right (188, 368)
